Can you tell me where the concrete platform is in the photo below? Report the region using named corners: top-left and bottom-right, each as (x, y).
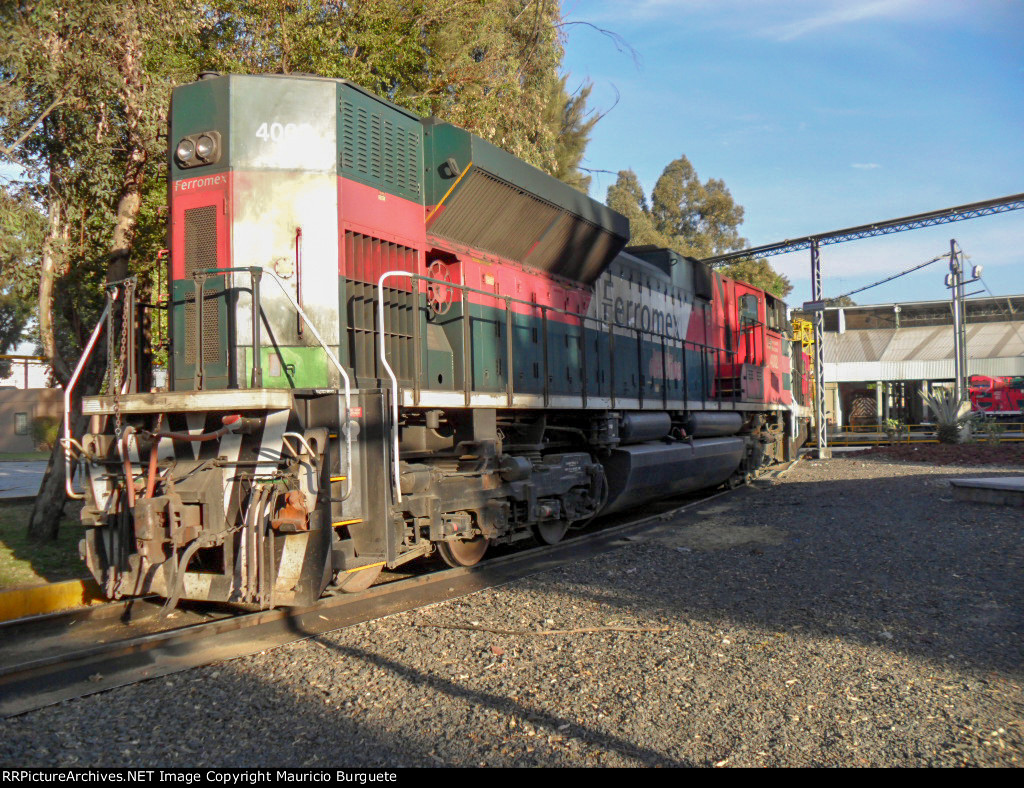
top-left (949, 477), bottom-right (1024, 507)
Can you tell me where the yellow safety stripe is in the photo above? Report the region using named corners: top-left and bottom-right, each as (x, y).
top-left (343, 561), bottom-right (385, 574)
top-left (0, 579), bottom-right (103, 623)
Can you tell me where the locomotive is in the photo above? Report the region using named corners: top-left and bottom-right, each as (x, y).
top-left (68, 73), bottom-right (811, 607)
top-left (969, 375), bottom-right (1024, 418)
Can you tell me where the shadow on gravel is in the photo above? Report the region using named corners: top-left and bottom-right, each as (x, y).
top-left (289, 626), bottom-right (692, 767)
top-left (513, 468), bottom-right (1023, 676)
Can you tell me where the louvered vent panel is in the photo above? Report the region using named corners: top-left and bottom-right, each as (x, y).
top-left (340, 99), bottom-right (357, 171)
top-left (338, 92), bottom-right (422, 202)
top-left (183, 205), bottom-right (221, 365)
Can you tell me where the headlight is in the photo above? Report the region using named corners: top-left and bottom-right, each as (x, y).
top-left (174, 130), bottom-right (221, 168)
top-left (196, 134), bottom-right (216, 160)
top-left (176, 138), bottom-right (196, 164)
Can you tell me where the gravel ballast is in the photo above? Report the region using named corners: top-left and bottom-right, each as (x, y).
top-left (1, 456), bottom-right (1021, 767)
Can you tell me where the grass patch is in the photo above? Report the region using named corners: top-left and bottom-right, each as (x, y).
top-left (0, 501), bottom-right (86, 589)
top-left (0, 452), bottom-right (50, 462)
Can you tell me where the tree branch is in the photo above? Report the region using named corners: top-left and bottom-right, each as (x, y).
top-left (557, 20), bottom-right (641, 67)
top-left (0, 95), bottom-right (65, 159)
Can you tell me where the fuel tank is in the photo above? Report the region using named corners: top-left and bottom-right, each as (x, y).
top-left (680, 412), bottom-right (744, 438)
top-left (599, 437), bottom-right (745, 515)
top-left (619, 412), bottom-right (672, 444)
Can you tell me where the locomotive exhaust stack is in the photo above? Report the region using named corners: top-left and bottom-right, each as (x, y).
top-left (66, 73), bottom-right (810, 609)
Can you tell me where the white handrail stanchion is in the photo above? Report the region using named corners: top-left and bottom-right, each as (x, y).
top-left (377, 271), bottom-right (410, 504)
top-left (64, 303), bottom-right (111, 500)
top-left (258, 270), bottom-right (354, 500)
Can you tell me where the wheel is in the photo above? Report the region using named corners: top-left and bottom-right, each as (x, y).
top-left (437, 536), bottom-right (489, 567)
top-left (336, 563), bottom-right (382, 593)
top-left (533, 520), bottom-right (570, 545)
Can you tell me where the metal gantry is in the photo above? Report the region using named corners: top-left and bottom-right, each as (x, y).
top-left (700, 192), bottom-right (1024, 265)
top-left (946, 239), bottom-right (981, 401)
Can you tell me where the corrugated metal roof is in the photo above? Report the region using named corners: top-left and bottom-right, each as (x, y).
top-left (826, 357), bottom-right (1024, 382)
top-left (824, 322), bottom-right (1024, 364)
top-left (822, 320), bottom-right (1024, 381)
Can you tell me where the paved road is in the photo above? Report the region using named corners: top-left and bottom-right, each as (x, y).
top-left (0, 462), bottom-right (46, 499)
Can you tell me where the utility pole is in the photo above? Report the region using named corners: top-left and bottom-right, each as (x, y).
top-left (945, 239), bottom-right (981, 400)
top-left (810, 240), bottom-right (830, 458)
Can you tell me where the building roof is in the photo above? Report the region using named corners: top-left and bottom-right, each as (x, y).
top-left (823, 321), bottom-right (1024, 381)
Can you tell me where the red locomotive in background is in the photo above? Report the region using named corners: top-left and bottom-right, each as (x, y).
top-left (969, 375), bottom-right (1024, 417)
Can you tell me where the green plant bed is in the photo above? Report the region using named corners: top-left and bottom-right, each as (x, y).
top-left (0, 501), bottom-right (85, 588)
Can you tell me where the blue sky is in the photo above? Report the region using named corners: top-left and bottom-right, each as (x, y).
top-left (561, 0), bottom-right (1023, 307)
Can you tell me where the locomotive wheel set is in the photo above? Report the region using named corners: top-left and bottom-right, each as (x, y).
top-left (68, 73), bottom-right (812, 608)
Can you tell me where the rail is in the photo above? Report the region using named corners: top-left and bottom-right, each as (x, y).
top-left (378, 270), bottom-right (736, 504)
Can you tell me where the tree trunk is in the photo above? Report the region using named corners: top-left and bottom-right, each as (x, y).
top-left (29, 28), bottom-right (152, 542)
top-left (38, 182), bottom-right (71, 386)
top-left (26, 401), bottom-right (93, 541)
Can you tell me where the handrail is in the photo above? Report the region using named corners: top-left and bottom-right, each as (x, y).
top-left (376, 270), bottom-right (740, 506)
top-left (64, 301), bottom-right (112, 499)
top-left (192, 266), bottom-right (354, 501)
top-left (378, 271), bottom-right (410, 503)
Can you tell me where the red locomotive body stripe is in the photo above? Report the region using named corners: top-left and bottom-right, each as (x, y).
top-left (338, 175), bottom-right (427, 254)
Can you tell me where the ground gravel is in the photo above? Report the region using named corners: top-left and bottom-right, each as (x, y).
top-left (1, 456), bottom-right (1021, 767)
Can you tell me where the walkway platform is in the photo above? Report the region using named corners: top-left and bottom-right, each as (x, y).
top-left (949, 477), bottom-right (1024, 507)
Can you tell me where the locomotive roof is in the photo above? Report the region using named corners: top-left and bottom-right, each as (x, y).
top-left (192, 72), bottom-right (423, 122)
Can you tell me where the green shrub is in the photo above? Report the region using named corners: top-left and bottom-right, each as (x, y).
top-left (30, 416), bottom-right (61, 451)
top-left (921, 389), bottom-right (972, 444)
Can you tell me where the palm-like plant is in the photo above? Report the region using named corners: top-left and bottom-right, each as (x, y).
top-left (921, 388), bottom-right (972, 444)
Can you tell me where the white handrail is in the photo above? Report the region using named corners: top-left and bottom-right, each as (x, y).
top-left (259, 269), bottom-right (353, 500)
top-left (377, 271), bottom-right (411, 503)
top-left (63, 302), bottom-right (111, 499)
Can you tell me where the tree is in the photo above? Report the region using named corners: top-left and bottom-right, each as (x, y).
top-left (719, 258), bottom-right (793, 299)
top-left (541, 75), bottom-right (598, 192)
top-left (196, 0), bottom-right (584, 181)
top-left (0, 188), bottom-right (43, 378)
top-left (606, 170), bottom-right (674, 248)
top-left (2, 1), bottom-right (200, 540)
top-left (649, 155), bottom-right (745, 258)
top-left (607, 160), bottom-right (793, 298)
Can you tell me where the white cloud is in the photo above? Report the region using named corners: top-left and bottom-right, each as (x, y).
top-left (761, 0), bottom-right (921, 41)
top-left (851, 163), bottom-right (882, 170)
top-left (568, 0), bottom-right (956, 41)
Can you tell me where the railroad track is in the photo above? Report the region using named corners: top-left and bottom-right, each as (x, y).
top-left (0, 461), bottom-right (798, 718)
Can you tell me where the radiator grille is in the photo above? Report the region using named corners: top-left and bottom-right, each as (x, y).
top-left (182, 205), bottom-right (222, 365)
top-left (428, 169), bottom-right (619, 283)
top-left (342, 231), bottom-right (418, 383)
